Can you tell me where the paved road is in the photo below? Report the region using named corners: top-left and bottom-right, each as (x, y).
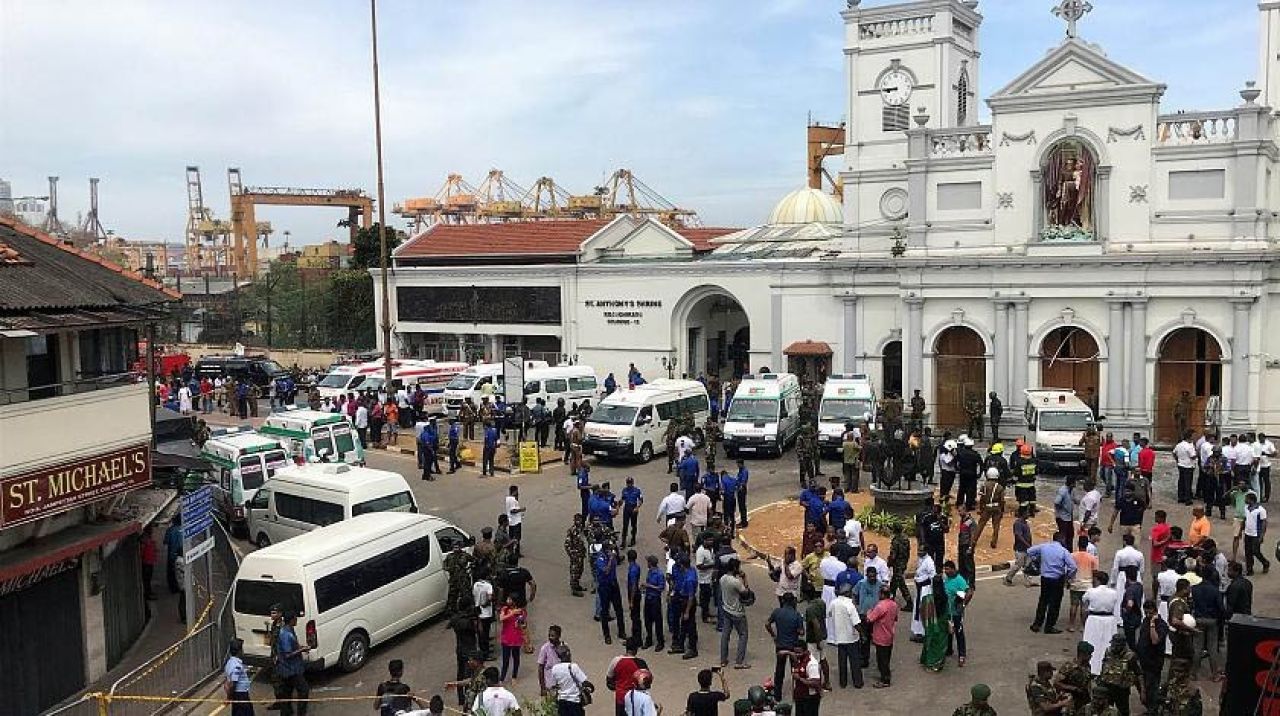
top-left (195, 424), bottom-right (1271, 716)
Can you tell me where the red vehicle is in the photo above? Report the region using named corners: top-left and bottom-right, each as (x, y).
top-left (134, 341), bottom-right (192, 378)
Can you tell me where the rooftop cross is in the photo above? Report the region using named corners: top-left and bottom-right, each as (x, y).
top-left (1052, 0), bottom-right (1093, 39)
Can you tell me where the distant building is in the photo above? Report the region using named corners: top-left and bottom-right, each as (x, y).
top-left (0, 215), bottom-right (177, 714)
top-left (0, 179), bottom-right (13, 216)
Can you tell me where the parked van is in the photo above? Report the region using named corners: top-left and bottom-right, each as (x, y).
top-left (1023, 388), bottom-right (1096, 472)
top-left (583, 379), bottom-right (710, 463)
top-left (260, 408), bottom-right (365, 466)
top-left (722, 373), bottom-right (802, 458)
top-left (523, 365), bottom-right (600, 411)
top-left (232, 512), bottom-right (472, 672)
top-left (440, 360), bottom-right (550, 415)
top-left (817, 374), bottom-right (877, 455)
top-left (194, 355), bottom-right (288, 388)
top-left (200, 427), bottom-right (291, 536)
top-left (315, 359), bottom-right (468, 409)
top-left (245, 462), bottom-right (418, 547)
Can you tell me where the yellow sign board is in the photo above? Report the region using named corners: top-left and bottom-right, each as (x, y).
top-left (518, 442), bottom-right (541, 473)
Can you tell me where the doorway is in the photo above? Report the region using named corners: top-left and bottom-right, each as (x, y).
top-left (1155, 327), bottom-right (1222, 442)
top-left (933, 327), bottom-right (986, 430)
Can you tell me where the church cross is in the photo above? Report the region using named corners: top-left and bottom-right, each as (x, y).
top-left (1052, 0), bottom-right (1093, 38)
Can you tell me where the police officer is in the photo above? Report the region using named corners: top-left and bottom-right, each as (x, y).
top-left (447, 416), bottom-right (462, 473)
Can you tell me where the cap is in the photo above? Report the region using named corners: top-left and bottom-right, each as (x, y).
top-left (1076, 641), bottom-right (1095, 654)
top-left (970, 684), bottom-right (991, 701)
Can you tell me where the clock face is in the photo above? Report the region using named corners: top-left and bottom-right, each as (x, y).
top-left (878, 69), bottom-right (913, 106)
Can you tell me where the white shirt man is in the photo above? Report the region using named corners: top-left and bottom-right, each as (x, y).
top-left (549, 661), bottom-right (590, 704)
top-left (685, 491), bottom-right (712, 529)
top-left (843, 517), bottom-right (863, 552)
top-left (474, 684), bottom-right (521, 716)
top-left (1174, 439), bottom-right (1198, 470)
top-left (1244, 503), bottom-right (1268, 537)
top-left (623, 688), bottom-right (657, 716)
top-left (1237, 442), bottom-right (1255, 469)
top-left (1199, 436), bottom-right (1216, 467)
top-left (1111, 542), bottom-right (1145, 585)
top-left (1257, 436), bottom-right (1276, 471)
top-left (1079, 485), bottom-right (1102, 528)
top-left (1222, 440), bottom-right (1238, 466)
top-left (820, 552), bottom-right (845, 635)
top-left (910, 553), bottom-right (936, 637)
top-left (473, 577), bottom-right (494, 620)
top-left (864, 551), bottom-right (890, 584)
top-left (506, 494), bottom-right (523, 526)
top-left (656, 488), bottom-right (686, 525)
top-left (355, 404), bottom-right (369, 429)
top-left (828, 589), bottom-right (861, 646)
top-left (695, 545), bottom-right (716, 586)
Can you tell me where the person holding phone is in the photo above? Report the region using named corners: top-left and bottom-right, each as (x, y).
top-left (275, 612), bottom-right (312, 716)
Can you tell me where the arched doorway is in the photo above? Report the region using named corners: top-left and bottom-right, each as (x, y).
top-left (1155, 327), bottom-right (1223, 443)
top-left (934, 326), bottom-right (986, 431)
top-left (882, 340), bottom-right (902, 398)
top-left (1039, 326), bottom-right (1100, 412)
top-left (679, 291), bottom-right (750, 381)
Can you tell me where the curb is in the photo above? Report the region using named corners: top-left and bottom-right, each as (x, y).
top-left (734, 500), bottom-right (1015, 579)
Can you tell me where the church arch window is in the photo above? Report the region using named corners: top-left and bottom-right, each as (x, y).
top-left (956, 68), bottom-right (969, 126)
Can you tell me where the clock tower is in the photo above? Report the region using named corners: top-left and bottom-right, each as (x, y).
top-left (842, 0), bottom-right (983, 169)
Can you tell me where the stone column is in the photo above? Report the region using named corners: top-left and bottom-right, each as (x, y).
top-left (1011, 300), bottom-right (1030, 402)
top-left (992, 301), bottom-right (1009, 403)
top-left (488, 334), bottom-right (502, 362)
top-left (457, 334), bottom-right (468, 363)
top-left (842, 296), bottom-right (858, 374)
top-left (1106, 300), bottom-right (1126, 419)
top-left (1229, 297), bottom-right (1255, 424)
top-left (906, 296), bottom-right (925, 395)
top-left (1126, 300), bottom-right (1148, 425)
top-left (771, 291), bottom-right (784, 373)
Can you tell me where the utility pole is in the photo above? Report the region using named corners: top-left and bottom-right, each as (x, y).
top-left (371, 0), bottom-right (394, 389)
top-left (144, 253), bottom-right (158, 448)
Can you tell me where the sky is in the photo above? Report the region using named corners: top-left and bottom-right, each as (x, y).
top-left (0, 0), bottom-right (1261, 245)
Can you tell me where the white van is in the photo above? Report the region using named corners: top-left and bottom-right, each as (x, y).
top-left (441, 360), bottom-right (550, 415)
top-left (523, 365), bottom-right (600, 412)
top-left (260, 408), bottom-right (365, 466)
top-left (316, 359), bottom-right (468, 413)
top-left (583, 379), bottom-right (710, 463)
top-left (817, 374), bottom-right (878, 455)
top-left (723, 373), bottom-right (802, 458)
top-left (1023, 388), bottom-right (1096, 472)
top-left (200, 428), bottom-right (291, 537)
top-left (232, 512), bottom-right (472, 672)
top-left (245, 463), bottom-right (418, 548)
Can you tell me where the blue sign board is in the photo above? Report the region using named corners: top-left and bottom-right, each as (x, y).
top-left (181, 486), bottom-right (214, 540)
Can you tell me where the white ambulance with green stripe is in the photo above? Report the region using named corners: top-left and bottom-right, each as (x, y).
top-left (260, 408), bottom-right (366, 467)
top-left (201, 427), bottom-right (292, 536)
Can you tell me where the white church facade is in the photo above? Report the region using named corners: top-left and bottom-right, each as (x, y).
top-left (379, 0), bottom-right (1280, 442)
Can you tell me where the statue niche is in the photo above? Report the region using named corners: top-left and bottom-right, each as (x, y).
top-left (1040, 139), bottom-right (1096, 241)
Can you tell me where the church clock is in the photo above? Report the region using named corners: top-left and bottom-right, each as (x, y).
top-left (878, 68), bottom-right (914, 106)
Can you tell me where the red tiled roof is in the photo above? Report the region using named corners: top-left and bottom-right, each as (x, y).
top-left (396, 220), bottom-right (740, 259)
top-left (0, 239), bottom-right (28, 265)
top-left (784, 340), bottom-right (833, 356)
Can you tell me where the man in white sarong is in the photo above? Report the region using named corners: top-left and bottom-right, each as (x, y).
top-left (911, 552), bottom-right (936, 639)
top-left (1081, 572), bottom-right (1119, 674)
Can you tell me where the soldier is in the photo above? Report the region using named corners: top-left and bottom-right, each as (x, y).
top-left (964, 393), bottom-right (984, 440)
top-left (797, 424), bottom-right (817, 487)
top-left (952, 683), bottom-right (997, 716)
top-left (665, 418), bottom-right (680, 473)
top-left (863, 432), bottom-right (885, 488)
top-left (704, 415), bottom-right (722, 473)
top-left (1055, 642), bottom-right (1095, 716)
top-left (564, 513), bottom-right (588, 597)
top-left (477, 398), bottom-right (493, 437)
top-left (909, 389), bottom-right (927, 434)
top-left (1173, 391), bottom-right (1192, 440)
top-left (882, 394), bottom-right (904, 436)
top-left (442, 652), bottom-right (486, 714)
top-left (988, 392), bottom-right (1003, 443)
top-left (1027, 660), bottom-right (1072, 716)
top-left (1082, 688), bottom-right (1120, 716)
top-left (1164, 579), bottom-right (1195, 688)
top-left (443, 542), bottom-right (475, 615)
top-left (887, 523), bottom-right (913, 610)
top-left (1080, 427), bottom-right (1102, 486)
top-left (1095, 632), bottom-right (1143, 716)
top-left (973, 467), bottom-right (1008, 549)
top-left (916, 428), bottom-right (936, 485)
top-left (460, 398), bottom-right (477, 441)
top-left (1157, 678), bottom-right (1203, 716)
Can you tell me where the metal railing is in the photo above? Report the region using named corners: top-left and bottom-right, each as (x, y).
top-left (0, 372), bottom-right (140, 406)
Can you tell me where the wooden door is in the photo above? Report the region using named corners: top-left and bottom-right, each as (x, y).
top-left (934, 327), bottom-right (986, 431)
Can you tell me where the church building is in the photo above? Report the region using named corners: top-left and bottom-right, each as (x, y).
top-left (379, 0), bottom-right (1280, 442)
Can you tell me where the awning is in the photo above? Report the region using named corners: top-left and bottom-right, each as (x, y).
top-left (0, 521), bottom-right (140, 584)
top-left (0, 305), bottom-right (168, 333)
top-left (784, 340), bottom-right (833, 356)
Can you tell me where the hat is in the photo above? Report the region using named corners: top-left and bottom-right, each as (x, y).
top-left (970, 684), bottom-right (991, 701)
top-left (1076, 641), bottom-right (1095, 654)
top-left (986, 467), bottom-right (1001, 480)
top-left (990, 442), bottom-right (1004, 454)
top-left (944, 440), bottom-right (958, 450)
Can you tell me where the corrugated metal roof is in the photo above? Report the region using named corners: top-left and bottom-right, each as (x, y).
top-left (396, 220), bottom-right (738, 260)
top-left (0, 216), bottom-right (178, 313)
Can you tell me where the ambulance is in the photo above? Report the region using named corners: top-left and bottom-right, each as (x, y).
top-left (260, 408), bottom-right (365, 466)
top-left (583, 379), bottom-right (709, 463)
top-left (817, 374), bottom-right (878, 455)
top-left (722, 373), bottom-right (802, 458)
top-left (200, 427), bottom-right (292, 536)
top-left (440, 360), bottom-right (552, 415)
top-left (314, 359), bottom-right (468, 413)
top-left (1023, 388), bottom-right (1096, 472)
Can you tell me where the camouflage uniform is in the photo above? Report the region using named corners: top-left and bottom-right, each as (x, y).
top-left (964, 394), bottom-right (984, 439)
top-left (887, 532), bottom-right (912, 606)
top-left (882, 396), bottom-right (903, 436)
top-left (951, 702), bottom-right (997, 716)
top-left (1096, 643), bottom-right (1142, 716)
top-left (909, 394), bottom-right (927, 434)
top-left (464, 667), bottom-right (487, 713)
top-left (1026, 675), bottom-right (1065, 716)
top-left (665, 421), bottom-right (680, 473)
top-left (704, 417), bottom-right (722, 473)
top-left (564, 520), bottom-right (588, 595)
top-left (1157, 680), bottom-right (1202, 716)
top-left (1165, 596), bottom-right (1194, 686)
top-left (1056, 660), bottom-right (1094, 716)
top-left (443, 549), bottom-right (474, 614)
top-left (797, 424), bottom-right (817, 486)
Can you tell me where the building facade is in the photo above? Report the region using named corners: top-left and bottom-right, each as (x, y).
top-left (381, 0), bottom-right (1280, 442)
top-left (0, 216), bottom-right (175, 714)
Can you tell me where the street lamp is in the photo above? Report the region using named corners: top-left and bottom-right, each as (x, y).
top-left (661, 352), bottom-right (677, 379)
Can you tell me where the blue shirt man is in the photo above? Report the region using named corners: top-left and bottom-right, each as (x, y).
top-left (835, 564), bottom-right (863, 594)
top-left (621, 484), bottom-right (643, 511)
top-left (595, 550), bottom-right (619, 588)
top-left (424, 422), bottom-right (439, 448)
top-left (627, 557), bottom-right (642, 597)
top-left (588, 492), bottom-right (615, 527)
top-left (448, 421), bottom-right (460, 444)
top-left (719, 472), bottom-right (738, 499)
top-left (484, 424), bottom-right (499, 450)
top-left (677, 455), bottom-right (700, 493)
top-left (800, 488), bottom-right (827, 527)
top-left (275, 620), bottom-right (306, 678)
top-left (1026, 540), bottom-right (1078, 581)
top-left (827, 493), bottom-right (851, 531)
top-left (644, 565), bottom-right (666, 601)
top-left (736, 464), bottom-right (749, 490)
top-left (701, 470), bottom-right (720, 494)
top-left (675, 563), bottom-right (698, 599)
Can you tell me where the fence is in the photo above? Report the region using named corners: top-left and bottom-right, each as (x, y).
top-left (43, 519), bottom-right (239, 716)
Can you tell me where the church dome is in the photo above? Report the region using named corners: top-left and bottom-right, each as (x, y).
top-left (767, 187), bottom-right (844, 225)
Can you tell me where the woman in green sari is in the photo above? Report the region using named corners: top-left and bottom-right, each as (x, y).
top-left (919, 574), bottom-right (950, 671)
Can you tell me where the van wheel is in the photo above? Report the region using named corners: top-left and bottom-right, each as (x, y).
top-left (339, 630), bottom-right (370, 672)
top-left (256, 533), bottom-right (271, 549)
top-left (638, 442), bottom-right (653, 464)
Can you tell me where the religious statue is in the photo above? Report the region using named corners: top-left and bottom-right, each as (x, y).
top-left (1042, 141), bottom-right (1095, 240)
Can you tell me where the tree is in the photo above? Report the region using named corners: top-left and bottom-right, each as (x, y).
top-left (349, 222), bottom-right (404, 272)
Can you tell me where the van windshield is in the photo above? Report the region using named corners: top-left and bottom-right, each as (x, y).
top-left (238, 456), bottom-right (267, 490)
top-left (820, 399), bottom-right (873, 423)
top-left (727, 398), bottom-right (778, 423)
top-left (446, 374), bottom-right (478, 390)
top-left (1039, 411), bottom-right (1091, 431)
top-left (260, 360), bottom-right (286, 375)
top-left (332, 423), bottom-right (357, 458)
top-left (317, 373), bottom-right (354, 389)
top-left (235, 580), bottom-right (304, 616)
top-left (591, 404), bottom-right (638, 426)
